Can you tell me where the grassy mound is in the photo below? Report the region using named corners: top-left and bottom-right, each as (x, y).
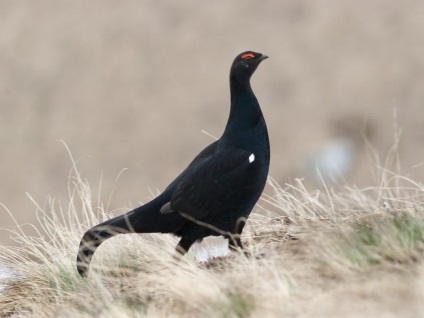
top-left (1, 162), bottom-right (424, 317)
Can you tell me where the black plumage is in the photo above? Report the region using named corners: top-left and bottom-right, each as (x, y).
top-left (77, 51), bottom-right (270, 276)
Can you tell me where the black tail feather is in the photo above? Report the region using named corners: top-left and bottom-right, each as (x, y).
top-left (77, 212), bottom-right (134, 277)
top-left (76, 195), bottom-right (188, 277)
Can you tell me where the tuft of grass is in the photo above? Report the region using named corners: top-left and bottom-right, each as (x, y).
top-left (216, 291), bottom-right (254, 318)
top-left (331, 213), bottom-right (424, 269)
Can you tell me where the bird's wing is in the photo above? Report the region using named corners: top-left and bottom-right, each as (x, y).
top-left (162, 148), bottom-right (256, 219)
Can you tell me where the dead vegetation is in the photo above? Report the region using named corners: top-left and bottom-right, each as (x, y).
top-left (1, 153), bottom-right (424, 317)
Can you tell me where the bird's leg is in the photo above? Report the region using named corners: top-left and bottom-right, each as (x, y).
top-left (228, 235), bottom-right (243, 251)
top-left (174, 237), bottom-right (196, 260)
top-left (228, 217), bottom-right (249, 256)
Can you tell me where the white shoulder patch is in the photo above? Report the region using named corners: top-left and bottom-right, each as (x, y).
top-left (249, 153), bottom-right (255, 163)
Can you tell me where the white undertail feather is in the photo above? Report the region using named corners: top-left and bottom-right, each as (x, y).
top-left (191, 236), bottom-right (229, 261)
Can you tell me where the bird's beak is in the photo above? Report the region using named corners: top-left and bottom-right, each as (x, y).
top-left (259, 54), bottom-right (269, 62)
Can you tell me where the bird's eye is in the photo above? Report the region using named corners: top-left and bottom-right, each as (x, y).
top-left (241, 53), bottom-right (255, 60)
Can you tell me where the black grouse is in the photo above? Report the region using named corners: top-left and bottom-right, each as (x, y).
top-left (77, 51), bottom-right (270, 277)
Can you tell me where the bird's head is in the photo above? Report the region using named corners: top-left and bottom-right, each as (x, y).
top-left (230, 51), bottom-right (268, 82)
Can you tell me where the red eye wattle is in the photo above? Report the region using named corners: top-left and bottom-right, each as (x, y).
top-left (241, 53), bottom-right (255, 59)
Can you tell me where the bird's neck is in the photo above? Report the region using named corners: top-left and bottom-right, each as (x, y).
top-left (223, 77), bottom-right (264, 136)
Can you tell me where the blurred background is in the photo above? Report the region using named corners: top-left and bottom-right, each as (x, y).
top-left (1, 0), bottom-right (424, 245)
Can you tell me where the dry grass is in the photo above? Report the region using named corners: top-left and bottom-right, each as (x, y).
top-left (1, 153), bottom-right (424, 317)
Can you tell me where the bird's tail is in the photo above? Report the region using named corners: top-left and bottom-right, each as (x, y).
top-left (76, 196), bottom-right (184, 277)
top-left (76, 211), bottom-right (135, 277)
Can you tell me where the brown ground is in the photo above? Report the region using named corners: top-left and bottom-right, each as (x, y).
top-left (1, 0), bottom-right (424, 245)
